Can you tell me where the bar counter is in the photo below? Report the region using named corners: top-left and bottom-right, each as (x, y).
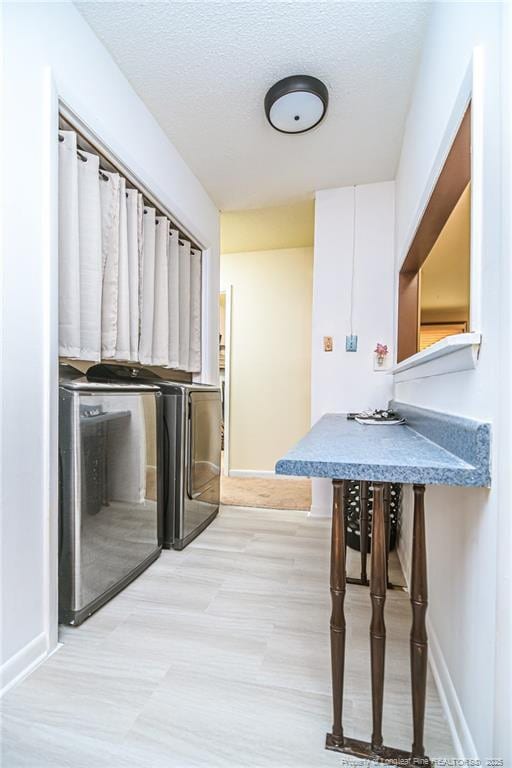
top-left (275, 402), bottom-right (491, 766)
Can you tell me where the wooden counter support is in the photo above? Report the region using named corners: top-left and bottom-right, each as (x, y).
top-left (383, 483), bottom-right (391, 584)
top-left (359, 480), bottom-right (369, 585)
top-left (328, 479), bottom-right (347, 747)
top-left (370, 482), bottom-right (387, 750)
top-left (411, 484), bottom-right (428, 759)
top-left (326, 480), bottom-right (432, 766)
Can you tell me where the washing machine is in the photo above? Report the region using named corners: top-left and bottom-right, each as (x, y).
top-left (58, 364), bottom-right (163, 625)
top-left (87, 365), bottom-right (221, 549)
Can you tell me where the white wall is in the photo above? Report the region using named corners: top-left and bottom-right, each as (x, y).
top-left (221, 247), bottom-right (313, 473)
top-left (311, 182), bottom-right (395, 515)
top-left (393, 3), bottom-right (510, 762)
top-left (0, 1), bottom-right (219, 694)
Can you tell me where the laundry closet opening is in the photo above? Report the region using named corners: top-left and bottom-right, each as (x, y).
top-left (56, 108), bottom-right (221, 631)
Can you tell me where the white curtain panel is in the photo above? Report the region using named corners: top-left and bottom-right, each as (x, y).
top-left (178, 238), bottom-right (191, 370)
top-left (137, 193), bottom-right (144, 339)
top-left (77, 149), bottom-right (102, 361)
top-left (114, 177), bottom-right (130, 360)
top-left (100, 171), bottom-right (120, 358)
top-left (167, 228), bottom-right (180, 369)
top-left (152, 217), bottom-right (170, 366)
top-left (58, 131), bottom-right (80, 358)
top-left (189, 248), bottom-right (202, 373)
top-left (139, 206), bottom-right (156, 364)
top-left (126, 189), bottom-right (141, 361)
top-left (58, 130), bottom-right (202, 370)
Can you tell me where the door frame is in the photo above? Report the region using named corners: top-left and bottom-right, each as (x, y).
top-left (220, 286), bottom-right (232, 476)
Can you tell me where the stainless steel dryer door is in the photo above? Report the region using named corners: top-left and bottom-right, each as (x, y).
top-left (187, 391), bottom-right (222, 500)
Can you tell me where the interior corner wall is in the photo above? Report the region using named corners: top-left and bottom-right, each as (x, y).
top-left (393, 3), bottom-right (510, 762)
top-left (1, 1), bottom-right (219, 694)
top-left (220, 246), bottom-right (313, 473)
top-left (311, 181), bottom-right (395, 515)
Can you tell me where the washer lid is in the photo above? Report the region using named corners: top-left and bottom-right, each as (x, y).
top-left (87, 363), bottom-right (159, 383)
top-left (59, 363), bottom-right (84, 382)
top-left (60, 378), bottom-right (159, 393)
top-left (87, 364), bottom-right (219, 394)
top-left (60, 363), bottom-right (160, 392)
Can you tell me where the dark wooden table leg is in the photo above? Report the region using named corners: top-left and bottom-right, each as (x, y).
top-left (344, 483), bottom-right (349, 564)
top-left (326, 479), bottom-right (347, 749)
top-left (326, 480), bottom-right (431, 767)
top-left (383, 483), bottom-right (391, 586)
top-left (360, 480), bottom-right (369, 586)
top-left (411, 485), bottom-right (428, 760)
top-left (370, 482), bottom-right (387, 752)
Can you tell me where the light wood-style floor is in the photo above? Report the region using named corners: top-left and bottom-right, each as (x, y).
top-left (1, 505), bottom-right (454, 767)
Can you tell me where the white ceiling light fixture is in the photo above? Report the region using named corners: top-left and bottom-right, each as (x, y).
top-left (264, 75), bottom-right (329, 134)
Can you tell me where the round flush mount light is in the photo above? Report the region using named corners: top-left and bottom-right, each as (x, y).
top-left (264, 75), bottom-right (328, 134)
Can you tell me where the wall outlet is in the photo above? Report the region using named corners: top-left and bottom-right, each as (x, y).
top-left (323, 336), bottom-right (333, 352)
top-left (345, 335), bottom-right (358, 352)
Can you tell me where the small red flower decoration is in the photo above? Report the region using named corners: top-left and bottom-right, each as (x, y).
top-left (374, 343), bottom-right (388, 357)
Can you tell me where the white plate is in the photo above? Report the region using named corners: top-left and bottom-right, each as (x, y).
top-left (355, 417), bottom-right (406, 426)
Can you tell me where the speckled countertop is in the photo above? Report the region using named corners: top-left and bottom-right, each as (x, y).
top-left (275, 405), bottom-right (491, 487)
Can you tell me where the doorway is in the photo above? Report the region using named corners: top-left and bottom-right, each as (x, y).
top-left (219, 286), bottom-right (232, 477)
top-left (218, 202), bottom-right (314, 511)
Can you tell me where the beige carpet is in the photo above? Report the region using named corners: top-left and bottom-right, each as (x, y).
top-left (221, 475), bottom-right (312, 510)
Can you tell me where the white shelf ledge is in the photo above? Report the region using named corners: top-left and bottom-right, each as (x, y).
top-left (391, 333), bottom-right (482, 383)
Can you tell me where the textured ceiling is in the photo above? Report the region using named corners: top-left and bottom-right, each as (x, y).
top-left (76, 1), bottom-right (429, 211)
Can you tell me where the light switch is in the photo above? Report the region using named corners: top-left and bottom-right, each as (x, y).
top-left (345, 334), bottom-right (358, 352)
top-left (323, 336), bottom-right (333, 352)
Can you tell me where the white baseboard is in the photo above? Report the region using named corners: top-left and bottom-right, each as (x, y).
top-left (228, 469), bottom-right (314, 482)
top-left (395, 548), bottom-right (474, 759)
top-left (308, 505), bottom-right (331, 518)
top-left (0, 632), bottom-right (49, 698)
top-left (426, 617), bottom-right (478, 759)
top-left (396, 537), bottom-right (411, 587)
top-left (228, 469), bottom-right (276, 478)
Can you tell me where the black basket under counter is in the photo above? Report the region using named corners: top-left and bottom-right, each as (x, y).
top-left (344, 480), bottom-right (402, 552)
